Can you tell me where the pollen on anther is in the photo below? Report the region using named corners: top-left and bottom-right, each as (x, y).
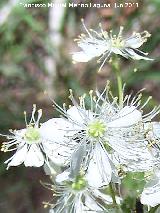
top-left (89, 90), bottom-right (93, 95)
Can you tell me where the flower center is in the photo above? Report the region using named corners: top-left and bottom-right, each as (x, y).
top-left (71, 176), bottom-right (87, 191)
top-left (87, 120), bottom-right (106, 138)
top-left (111, 36), bottom-right (124, 48)
top-left (24, 126), bottom-right (41, 144)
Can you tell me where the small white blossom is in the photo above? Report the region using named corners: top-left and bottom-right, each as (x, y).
top-left (1, 105), bottom-right (54, 168)
top-left (72, 19), bottom-right (153, 71)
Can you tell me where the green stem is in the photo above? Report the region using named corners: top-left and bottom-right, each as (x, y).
top-left (148, 205), bottom-right (160, 213)
top-left (111, 58), bottom-right (123, 108)
top-left (109, 183), bottom-right (122, 212)
top-left (109, 183), bottom-right (117, 205)
top-left (115, 68), bottom-right (123, 107)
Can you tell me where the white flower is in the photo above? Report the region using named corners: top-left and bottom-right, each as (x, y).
top-left (72, 87), bottom-right (158, 173)
top-left (45, 169), bottom-right (121, 213)
top-left (1, 105), bottom-right (52, 169)
top-left (72, 19), bottom-right (153, 71)
top-left (48, 84), bottom-right (159, 182)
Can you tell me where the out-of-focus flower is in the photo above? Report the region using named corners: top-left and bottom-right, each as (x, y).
top-left (72, 19), bottom-right (153, 71)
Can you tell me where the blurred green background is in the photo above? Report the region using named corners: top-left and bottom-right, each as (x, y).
top-left (0, 0), bottom-right (160, 212)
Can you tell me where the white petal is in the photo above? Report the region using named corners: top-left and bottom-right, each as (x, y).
top-left (141, 191), bottom-right (160, 207)
top-left (40, 118), bottom-right (77, 141)
top-left (4, 144), bottom-right (28, 168)
top-left (125, 36), bottom-right (145, 48)
top-left (86, 143), bottom-right (112, 187)
top-left (125, 48), bottom-right (153, 60)
top-left (152, 122), bottom-right (160, 138)
top-left (40, 118), bottom-right (78, 165)
top-left (40, 118), bottom-right (76, 165)
top-left (16, 128), bottom-right (27, 137)
top-left (44, 142), bottom-right (72, 165)
top-left (72, 51), bottom-right (93, 62)
top-left (141, 173), bottom-right (160, 207)
top-left (108, 137), bottom-right (153, 172)
top-left (72, 38), bottom-right (109, 63)
top-left (111, 47), bottom-right (125, 56)
top-left (93, 190), bottom-right (121, 205)
top-left (67, 106), bottom-right (84, 124)
top-left (79, 38), bottom-right (109, 53)
top-left (108, 106), bottom-right (142, 128)
top-left (113, 152), bottom-right (153, 173)
top-left (84, 193), bottom-right (103, 212)
top-left (56, 171), bottom-right (70, 183)
top-left (24, 144), bottom-right (44, 167)
top-left (67, 106), bottom-right (93, 124)
top-left (79, 39), bottom-right (109, 56)
top-left (74, 194), bottom-right (84, 212)
top-left (40, 118), bottom-right (75, 165)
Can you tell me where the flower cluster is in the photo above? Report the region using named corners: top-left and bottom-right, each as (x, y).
top-left (1, 83), bottom-right (160, 211)
top-left (1, 20), bottom-right (159, 212)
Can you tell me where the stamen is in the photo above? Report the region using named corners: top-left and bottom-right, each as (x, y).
top-left (30, 104), bottom-right (37, 124)
top-left (140, 96), bottom-right (152, 110)
top-left (81, 18), bottom-right (93, 38)
top-left (98, 51), bottom-right (111, 72)
top-left (24, 111), bottom-right (28, 126)
top-left (36, 109), bottom-right (42, 127)
top-left (118, 26), bottom-right (124, 37)
top-left (89, 90), bottom-right (93, 112)
top-left (110, 30), bottom-right (113, 39)
top-left (99, 23), bottom-right (109, 39)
